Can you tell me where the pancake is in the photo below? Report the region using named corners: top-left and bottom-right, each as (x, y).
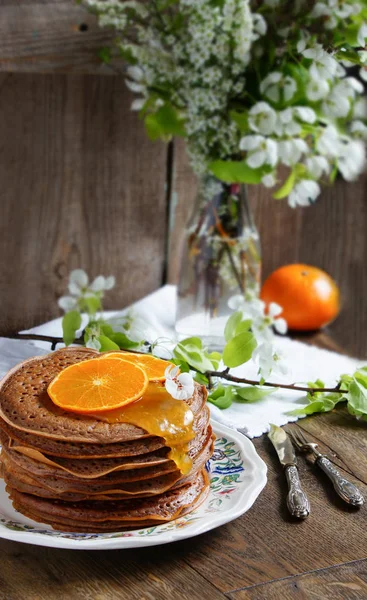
top-left (9, 486), bottom-right (210, 532)
top-left (7, 469), bottom-right (209, 526)
top-left (0, 420), bottom-right (166, 458)
top-left (0, 348), bottom-right (207, 443)
top-left (0, 425), bottom-right (213, 485)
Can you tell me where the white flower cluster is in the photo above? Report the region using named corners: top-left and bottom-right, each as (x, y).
top-left (85, 0), bottom-right (367, 205)
top-left (228, 293), bottom-right (288, 380)
top-left (58, 269), bottom-right (115, 312)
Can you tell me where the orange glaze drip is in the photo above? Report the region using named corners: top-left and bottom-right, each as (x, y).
top-left (91, 382), bottom-right (195, 475)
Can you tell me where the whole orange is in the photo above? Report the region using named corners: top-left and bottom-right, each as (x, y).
top-left (260, 264), bottom-right (340, 331)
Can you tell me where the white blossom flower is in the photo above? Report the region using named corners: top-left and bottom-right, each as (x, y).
top-left (260, 72), bottom-right (297, 103)
top-left (306, 77), bottom-right (330, 102)
top-left (350, 120), bottom-right (367, 139)
top-left (58, 269), bottom-right (116, 313)
top-left (131, 98), bottom-right (145, 111)
top-left (252, 14), bottom-right (267, 39)
top-left (337, 139), bottom-right (366, 181)
top-left (240, 135), bottom-right (278, 168)
top-left (297, 30), bottom-right (310, 53)
top-left (358, 24), bottom-right (367, 48)
top-left (360, 68), bottom-right (367, 82)
top-left (127, 65), bottom-right (144, 81)
top-left (248, 102), bottom-right (277, 135)
top-left (306, 155), bottom-right (330, 178)
top-left (302, 45), bottom-right (340, 79)
top-left (288, 180), bottom-right (321, 208)
top-left (262, 173), bottom-right (276, 188)
top-left (278, 139), bottom-right (309, 166)
top-left (164, 365), bottom-right (195, 400)
top-left (253, 343), bottom-right (288, 380)
top-left (317, 124), bottom-right (340, 157)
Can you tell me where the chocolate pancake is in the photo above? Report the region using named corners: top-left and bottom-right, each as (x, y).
top-left (0, 348), bottom-right (207, 443)
top-left (1, 427), bottom-right (213, 485)
top-left (7, 469), bottom-right (209, 526)
top-left (9, 487), bottom-right (210, 533)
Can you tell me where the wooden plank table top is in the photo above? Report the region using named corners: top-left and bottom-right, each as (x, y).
top-left (0, 334), bottom-right (366, 600)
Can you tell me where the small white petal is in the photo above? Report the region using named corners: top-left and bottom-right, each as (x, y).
top-left (274, 318), bottom-right (288, 335)
top-left (247, 150), bottom-right (266, 168)
top-left (68, 269), bottom-right (88, 294)
top-left (58, 296), bottom-right (78, 311)
top-left (131, 98), bottom-right (145, 111)
top-left (86, 337), bottom-right (101, 351)
top-left (228, 295), bottom-right (245, 311)
top-left (262, 173), bottom-right (276, 188)
top-left (104, 275), bottom-right (116, 290)
top-left (89, 275), bottom-right (106, 292)
top-left (268, 302), bottom-right (283, 318)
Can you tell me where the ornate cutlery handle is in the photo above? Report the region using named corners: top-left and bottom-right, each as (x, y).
top-left (316, 456), bottom-right (364, 506)
top-left (285, 465), bottom-right (310, 519)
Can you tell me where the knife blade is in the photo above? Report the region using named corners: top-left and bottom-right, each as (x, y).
top-left (268, 424), bottom-right (310, 519)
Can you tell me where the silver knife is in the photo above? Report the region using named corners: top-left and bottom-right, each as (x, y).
top-left (268, 424), bottom-right (310, 519)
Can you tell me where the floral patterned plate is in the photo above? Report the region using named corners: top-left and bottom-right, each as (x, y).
top-left (0, 422), bottom-right (267, 550)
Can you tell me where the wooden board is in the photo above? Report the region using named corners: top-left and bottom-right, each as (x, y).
top-left (0, 73), bottom-right (167, 334)
top-left (228, 559), bottom-right (367, 599)
top-left (0, 2), bottom-right (117, 74)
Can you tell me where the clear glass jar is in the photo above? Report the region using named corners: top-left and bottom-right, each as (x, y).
top-left (175, 176), bottom-right (261, 348)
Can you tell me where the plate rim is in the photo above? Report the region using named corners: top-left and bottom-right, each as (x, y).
top-left (0, 421), bottom-right (267, 550)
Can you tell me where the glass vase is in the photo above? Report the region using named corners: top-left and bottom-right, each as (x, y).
top-left (175, 176), bottom-right (261, 348)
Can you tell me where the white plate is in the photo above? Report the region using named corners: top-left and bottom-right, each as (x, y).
top-left (0, 422), bottom-right (267, 550)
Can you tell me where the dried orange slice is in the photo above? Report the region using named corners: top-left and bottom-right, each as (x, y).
top-left (100, 352), bottom-right (174, 382)
top-left (47, 357), bottom-right (149, 414)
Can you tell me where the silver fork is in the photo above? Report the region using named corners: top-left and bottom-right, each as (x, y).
top-left (288, 428), bottom-right (364, 507)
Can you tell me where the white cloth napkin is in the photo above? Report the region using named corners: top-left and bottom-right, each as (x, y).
top-left (0, 285), bottom-right (363, 438)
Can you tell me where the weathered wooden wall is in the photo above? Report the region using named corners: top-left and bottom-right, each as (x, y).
top-left (0, 1), bottom-right (366, 358)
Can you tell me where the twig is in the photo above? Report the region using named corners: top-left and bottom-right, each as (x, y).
top-left (203, 369), bottom-right (341, 394)
top-left (10, 333), bottom-right (83, 350)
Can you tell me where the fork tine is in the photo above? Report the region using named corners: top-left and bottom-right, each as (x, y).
top-left (287, 428), bottom-right (303, 449)
top-left (295, 428), bottom-right (308, 445)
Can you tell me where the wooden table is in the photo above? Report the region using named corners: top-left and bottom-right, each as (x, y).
top-left (0, 335), bottom-right (366, 600)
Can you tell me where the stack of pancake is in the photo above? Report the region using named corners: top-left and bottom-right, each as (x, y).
top-left (0, 348), bottom-right (213, 532)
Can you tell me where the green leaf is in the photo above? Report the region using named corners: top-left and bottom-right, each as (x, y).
top-left (179, 337), bottom-right (203, 349)
top-left (235, 386), bottom-right (278, 402)
top-left (272, 169), bottom-right (297, 200)
top-left (346, 380), bottom-right (367, 420)
top-left (230, 110), bottom-right (248, 133)
top-left (81, 295), bottom-right (101, 315)
top-left (207, 385), bottom-right (235, 409)
top-left (109, 333), bottom-right (140, 349)
top-left (194, 373), bottom-right (209, 386)
top-left (223, 331), bottom-right (257, 368)
top-left (209, 160), bottom-right (270, 184)
top-left (145, 104), bottom-right (185, 141)
top-left (173, 343), bottom-right (214, 373)
top-left (171, 358), bottom-right (190, 373)
top-left (99, 323), bottom-right (114, 337)
top-left (224, 311), bottom-right (243, 342)
top-left (288, 392), bottom-right (343, 416)
top-left (62, 311), bottom-right (82, 346)
top-left (288, 398), bottom-right (337, 416)
top-left (97, 47), bottom-right (112, 64)
top-left (98, 336), bottom-right (120, 351)
top-left (207, 351), bottom-right (222, 370)
top-left (235, 319), bottom-right (252, 335)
